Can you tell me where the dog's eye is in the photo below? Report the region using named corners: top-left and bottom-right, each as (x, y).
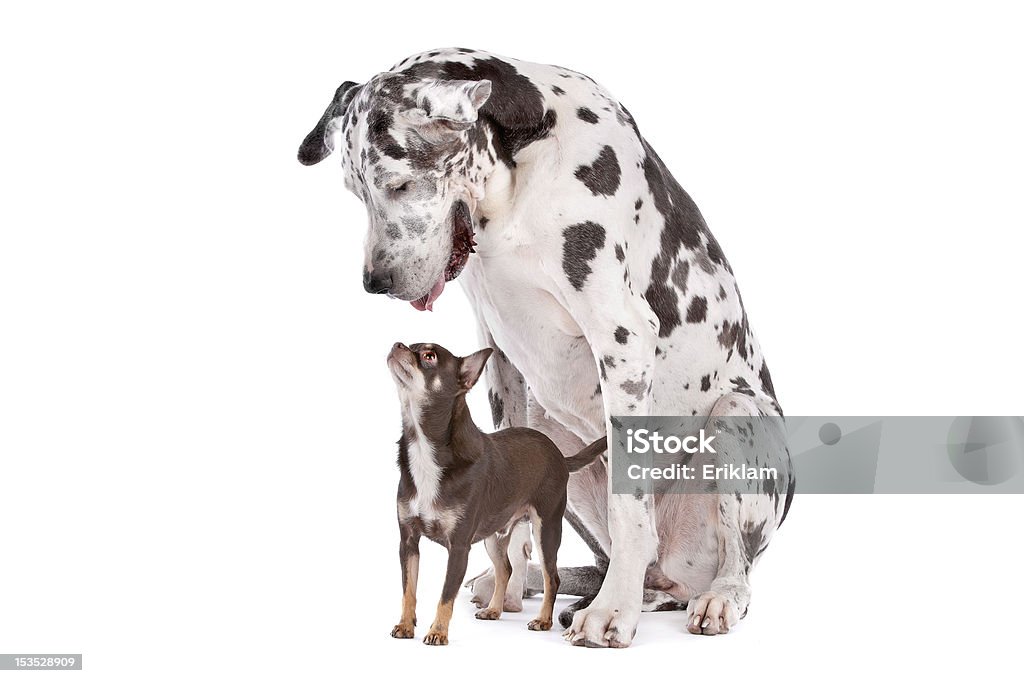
top-left (422, 351), bottom-right (436, 363)
top-left (390, 181), bottom-right (410, 195)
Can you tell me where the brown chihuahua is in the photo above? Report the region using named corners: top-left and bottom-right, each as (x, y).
top-left (386, 342), bottom-right (604, 645)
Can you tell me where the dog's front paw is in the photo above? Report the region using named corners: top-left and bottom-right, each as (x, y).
top-left (423, 629), bottom-right (449, 646)
top-left (475, 607), bottom-right (501, 620)
top-left (527, 617), bottom-right (552, 631)
top-left (391, 623), bottom-right (415, 639)
top-left (686, 591), bottom-right (739, 635)
top-left (563, 602), bottom-right (639, 648)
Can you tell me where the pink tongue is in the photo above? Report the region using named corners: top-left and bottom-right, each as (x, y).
top-left (410, 275), bottom-right (446, 312)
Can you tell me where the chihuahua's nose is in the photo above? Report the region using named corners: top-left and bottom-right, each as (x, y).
top-left (363, 269), bottom-right (393, 295)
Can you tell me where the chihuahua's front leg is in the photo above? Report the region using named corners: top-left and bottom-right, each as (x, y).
top-left (391, 521), bottom-right (420, 638)
top-left (423, 542), bottom-right (471, 645)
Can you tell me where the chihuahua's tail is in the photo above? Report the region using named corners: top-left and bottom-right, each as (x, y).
top-left (564, 436), bottom-right (607, 472)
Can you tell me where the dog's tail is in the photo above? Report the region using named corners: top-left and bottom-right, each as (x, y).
top-left (564, 436), bottom-right (607, 472)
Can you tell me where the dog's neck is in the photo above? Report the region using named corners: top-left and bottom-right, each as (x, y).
top-left (401, 393), bottom-right (484, 468)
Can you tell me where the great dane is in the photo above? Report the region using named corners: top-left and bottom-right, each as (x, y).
top-left (298, 48), bottom-right (794, 647)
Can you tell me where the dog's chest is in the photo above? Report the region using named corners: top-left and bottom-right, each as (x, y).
top-left (460, 255), bottom-right (604, 438)
top-left (398, 430), bottom-right (462, 540)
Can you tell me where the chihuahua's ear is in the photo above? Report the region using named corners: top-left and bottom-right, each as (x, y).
top-left (458, 348), bottom-right (493, 391)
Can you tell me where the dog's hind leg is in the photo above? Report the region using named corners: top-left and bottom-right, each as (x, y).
top-left (685, 393), bottom-right (793, 636)
top-left (475, 533), bottom-right (512, 621)
top-left (527, 506), bottom-right (563, 631)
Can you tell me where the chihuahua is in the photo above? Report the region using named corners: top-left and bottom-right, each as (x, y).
top-left (386, 342), bottom-right (604, 645)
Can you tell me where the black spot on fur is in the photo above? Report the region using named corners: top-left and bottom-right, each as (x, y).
top-left (685, 296), bottom-right (707, 323)
top-left (574, 145), bottom-right (621, 196)
top-left (718, 316), bottom-right (751, 361)
top-left (551, 85), bottom-right (566, 96)
top-left (577, 107), bottom-right (599, 124)
top-left (488, 388), bottom-right (505, 428)
top-left (562, 221), bottom-right (606, 290)
top-left (758, 361), bottom-right (777, 399)
top-left (700, 375), bottom-right (711, 392)
top-left (640, 140), bottom-right (731, 337)
top-left (644, 281), bottom-right (678, 338)
top-left (742, 520), bottom-right (767, 564)
top-left (614, 327), bottom-right (630, 344)
top-left (367, 108), bottom-right (406, 160)
top-left (671, 260), bottom-right (689, 295)
top-left (614, 244), bottom-right (625, 262)
top-left (730, 377), bottom-right (756, 397)
top-left (781, 470), bottom-right (796, 525)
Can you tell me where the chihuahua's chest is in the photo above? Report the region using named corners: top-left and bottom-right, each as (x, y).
top-left (397, 431), bottom-right (465, 544)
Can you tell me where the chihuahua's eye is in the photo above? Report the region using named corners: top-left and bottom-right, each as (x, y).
top-left (389, 181), bottom-right (410, 196)
top-left (422, 351), bottom-right (436, 363)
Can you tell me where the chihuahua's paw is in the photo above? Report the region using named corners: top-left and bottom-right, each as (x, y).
top-left (423, 630), bottom-right (449, 646)
top-left (475, 607), bottom-right (502, 620)
top-left (527, 617), bottom-right (552, 631)
top-left (391, 623), bottom-right (415, 639)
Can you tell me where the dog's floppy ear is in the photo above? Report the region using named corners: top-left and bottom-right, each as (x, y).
top-left (401, 79), bottom-right (492, 132)
top-left (297, 81), bottom-right (359, 166)
top-left (458, 347), bottom-right (493, 391)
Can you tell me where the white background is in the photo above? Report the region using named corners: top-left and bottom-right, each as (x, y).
top-left (2, 1), bottom-right (1023, 681)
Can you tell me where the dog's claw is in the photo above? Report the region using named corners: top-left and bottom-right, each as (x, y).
top-left (566, 602), bottom-right (639, 648)
top-left (572, 636), bottom-right (606, 648)
top-left (686, 591), bottom-right (738, 636)
top-left (391, 623), bottom-right (415, 639)
top-left (527, 618), bottom-right (552, 631)
top-left (423, 631), bottom-right (449, 646)
top-left (475, 607), bottom-right (501, 620)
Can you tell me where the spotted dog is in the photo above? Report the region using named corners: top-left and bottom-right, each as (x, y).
top-left (298, 48), bottom-right (795, 647)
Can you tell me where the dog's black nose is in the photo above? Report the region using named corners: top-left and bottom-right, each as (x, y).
top-left (363, 270), bottom-right (392, 295)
